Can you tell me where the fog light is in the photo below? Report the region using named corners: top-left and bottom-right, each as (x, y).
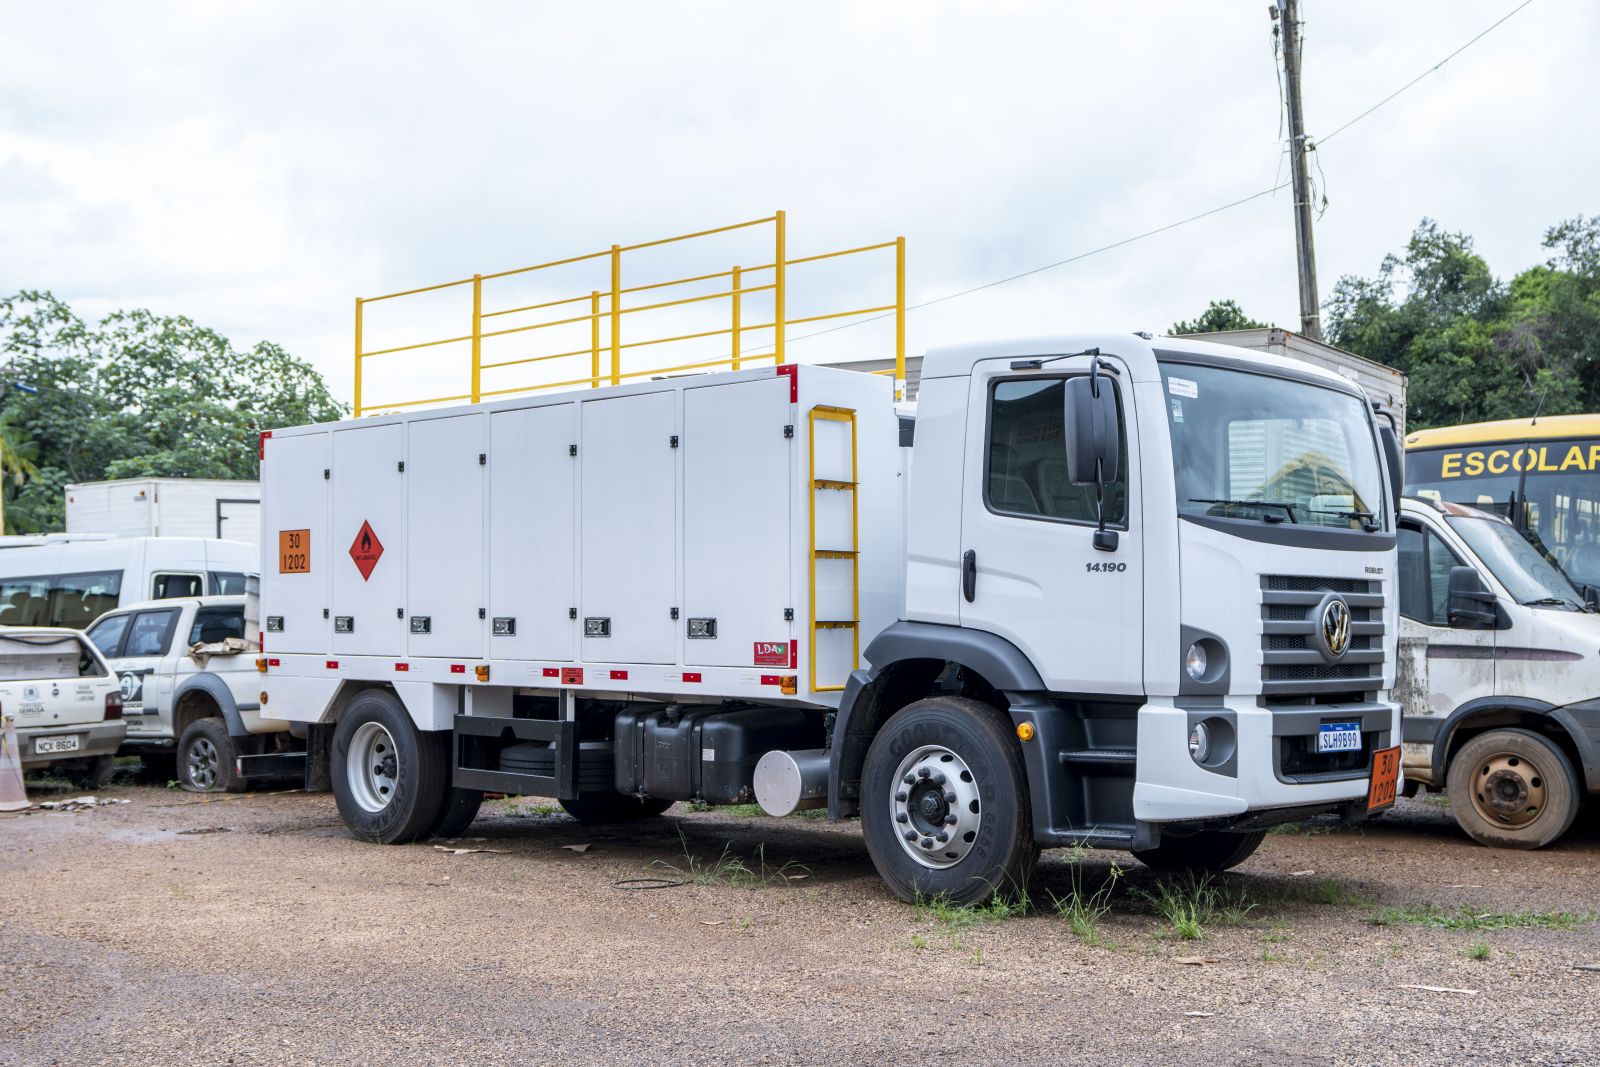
top-left (1188, 722), bottom-right (1211, 764)
top-left (1184, 642), bottom-right (1208, 680)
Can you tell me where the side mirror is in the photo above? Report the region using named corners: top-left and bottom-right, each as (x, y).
top-left (1063, 374), bottom-right (1119, 486)
top-left (1446, 566), bottom-right (1497, 628)
top-left (1063, 370), bottom-right (1121, 552)
top-left (1378, 421), bottom-right (1403, 519)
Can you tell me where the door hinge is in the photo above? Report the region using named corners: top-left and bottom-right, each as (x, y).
top-left (669, 434), bottom-right (679, 449)
top-left (784, 424), bottom-right (794, 439)
top-left (397, 461), bottom-right (405, 473)
top-left (322, 608), bottom-right (329, 618)
top-left (784, 607), bottom-right (794, 621)
top-left (569, 607), bottom-right (578, 619)
top-left (670, 607), bottom-right (679, 620)
top-left (396, 608), bottom-right (404, 619)
top-left (478, 453), bottom-right (486, 465)
top-left (569, 444), bottom-right (577, 457)
top-left (323, 468), bottom-right (330, 480)
top-left (478, 608), bottom-right (486, 619)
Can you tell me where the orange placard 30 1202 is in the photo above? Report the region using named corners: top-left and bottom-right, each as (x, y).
top-left (279, 529), bottom-right (311, 573)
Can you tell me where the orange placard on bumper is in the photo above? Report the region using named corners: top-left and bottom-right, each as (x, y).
top-left (1366, 746), bottom-right (1401, 812)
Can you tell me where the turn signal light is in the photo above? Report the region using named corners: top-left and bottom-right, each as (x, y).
top-left (256, 657), bottom-right (268, 673)
top-left (475, 664), bottom-right (491, 682)
top-left (1016, 721), bottom-right (1036, 742)
top-left (780, 675), bottom-right (798, 695)
top-left (259, 690), bottom-right (269, 705)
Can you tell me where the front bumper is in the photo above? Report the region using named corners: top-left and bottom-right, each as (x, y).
top-left (1133, 698), bottom-right (1399, 823)
top-left (18, 720), bottom-right (128, 768)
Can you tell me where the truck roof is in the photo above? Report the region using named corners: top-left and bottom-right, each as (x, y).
top-left (918, 333), bottom-right (1363, 396)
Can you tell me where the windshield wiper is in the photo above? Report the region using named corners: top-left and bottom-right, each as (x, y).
top-left (1523, 596), bottom-right (1582, 610)
top-left (1308, 508), bottom-right (1382, 532)
top-left (1189, 498), bottom-right (1298, 524)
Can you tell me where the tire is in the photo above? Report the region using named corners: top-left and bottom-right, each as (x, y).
top-left (1133, 829), bottom-right (1266, 873)
top-left (860, 696), bottom-right (1037, 905)
top-left (177, 719), bottom-right (243, 793)
top-left (558, 794), bottom-right (674, 824)
top-left (429, 787), bottom-right (485, 839)
top-left (1446, 728), bottom-right (1579, 849)
top-left (69, 754), bottom-right (117, 791)
top-left (331, 690), bottom-right (450, 844)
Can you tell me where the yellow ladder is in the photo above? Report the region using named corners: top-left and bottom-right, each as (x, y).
top-left (808, 406), bottom-right (859, 693)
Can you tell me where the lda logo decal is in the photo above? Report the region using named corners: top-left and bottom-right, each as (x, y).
top-left (1320, 598), bottom-right (1352, 659)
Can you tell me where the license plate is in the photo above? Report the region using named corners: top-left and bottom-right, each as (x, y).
top-left (34, 734), bottom-right (81, 755)
top-left (1367, 746), bottom-right (1401, 812)
top-left (1317, 721), bottom-right (1362, 753)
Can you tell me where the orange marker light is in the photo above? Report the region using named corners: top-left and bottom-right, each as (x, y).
top-left (1016, 721), bottom-right (1036, 743)
top-left (475, 664), bottom-right (491, 682)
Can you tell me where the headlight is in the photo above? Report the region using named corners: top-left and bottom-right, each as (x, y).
top-left (1188, 722), bottom-right (1211, 764)
top-left (1184, 642), bottom-right (1208, 680)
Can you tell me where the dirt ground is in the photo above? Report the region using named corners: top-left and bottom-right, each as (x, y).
top-left (3, 775), bottom-right (1598, 1067)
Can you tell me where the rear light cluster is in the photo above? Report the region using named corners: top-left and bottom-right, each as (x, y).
top-left (104, 690), bottom-right (123, 720)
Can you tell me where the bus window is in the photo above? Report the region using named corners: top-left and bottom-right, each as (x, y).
top-left (151, 573), bottom-right (204, 599)
top-left (208, 571), bottom-right (248, 595)
top-left (50, 571), bottom-right (124, 629)
top-left (0, 575), bottom-right (50, 626)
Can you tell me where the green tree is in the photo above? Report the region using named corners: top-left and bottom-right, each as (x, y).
top-left (0, 291), bottom-right (347, 532)
top-left (1170, 299), bottom-right (1271, 335)
top-left (1326, 217), bottom-right (1600, 430)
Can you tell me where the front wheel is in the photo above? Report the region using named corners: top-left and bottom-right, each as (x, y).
top-left (331, 690), bottom-right (450, 844)
top-left (1132, 829), bottom-right (1265, 873)
top-left (861, 696), bottom-right (1037, 905)
top-left (1447, 728), bottom-right (1579, 849)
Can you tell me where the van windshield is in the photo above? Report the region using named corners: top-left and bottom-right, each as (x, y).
top-left (1160, 361), bottom-right (1387, 533)
top-left (1447, 514), bottom-right (1586, 609)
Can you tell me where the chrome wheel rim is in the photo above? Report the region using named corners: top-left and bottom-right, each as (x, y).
top-left (186, 736), bottom-right (219, 789)
top-left (890, 744), bottom-right (982, 869)
top-left (1470, 750), bottom-right (1547, 829)
top-left (347, 721), bottom-right (400, 814)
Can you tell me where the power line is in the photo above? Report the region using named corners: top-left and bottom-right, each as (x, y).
top-left (769, 0), bottom-right (1537, 349)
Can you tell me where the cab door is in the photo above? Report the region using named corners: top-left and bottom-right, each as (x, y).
top-left (110, 606), bottom-right (183, 739)
top-left (1396, 516), bottom-right (1496, 780)
top-left (958, 355), bottom-right (1144, 694)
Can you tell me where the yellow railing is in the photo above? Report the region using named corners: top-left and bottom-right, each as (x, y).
top-left (352, 212), bottom-right (905, 416)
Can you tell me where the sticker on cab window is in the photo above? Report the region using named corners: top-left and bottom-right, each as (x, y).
top-left (1169, 398), bottom-right (1184, 423)
top-left (1167, 377), bottom-right (1198, 399)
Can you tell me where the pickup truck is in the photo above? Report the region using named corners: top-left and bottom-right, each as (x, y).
top-left (85, 595), bottom-right (304, 791)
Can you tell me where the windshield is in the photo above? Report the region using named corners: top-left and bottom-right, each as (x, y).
top-left (1161, 362), bottom-right (1387, 532)
top-left (1407, 440), bottom-right (1600, 590)
top-left (1447, 514), bottom-right (1585, 607)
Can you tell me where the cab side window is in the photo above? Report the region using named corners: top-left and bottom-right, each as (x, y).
top-left (987, 377), bottom-right (1127, 526)
top-left (87, 613), bottom-right (131, 659)
top-left (1399, 523), bottom-right (1465, 625)
top-left (188, 606), bottom-right (245, 646)
top-left (125, 609), bottom-right (179, 657)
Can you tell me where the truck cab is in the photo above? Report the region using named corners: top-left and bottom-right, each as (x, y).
top-left (85, 595), bottom-right (300, 791)
top-left (1395, 496), bottom-right (1600, 847)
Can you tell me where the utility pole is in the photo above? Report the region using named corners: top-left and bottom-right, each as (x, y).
top-left (1276, 0), bottom-right (1322, 340)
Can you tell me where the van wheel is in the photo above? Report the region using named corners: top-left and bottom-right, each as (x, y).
top-left (429, 788), bottom-right (485, 838)
top-left (178, 720), bottom-right (243, 793)
top-left (68, 754), bottom-right (117, 791)
top-left (861, 696), bottom-right (1037, 905)
top-left (1447, 729), bottom-right (1579, 849)
top-left (559, 794), bottom-right (674, 823)
top-left (1133, 830), bottom-right (1265, 872)
top-left (331, 690), bottom-right (449, 844)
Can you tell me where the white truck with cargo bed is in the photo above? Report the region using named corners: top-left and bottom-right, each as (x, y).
top-left (259, 336), bottom-right (1406, 902)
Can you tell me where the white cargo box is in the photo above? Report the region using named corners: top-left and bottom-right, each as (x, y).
top-left (259, 365), bottom-right (902, 706)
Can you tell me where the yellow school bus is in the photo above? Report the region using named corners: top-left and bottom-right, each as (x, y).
top-left (1404, 414), bottom-right (1600, 593)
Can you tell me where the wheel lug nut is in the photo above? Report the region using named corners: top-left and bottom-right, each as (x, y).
top-left (896, 812), bottom-right (908, 824)
top-left (903, 773), bottom-right (916, 785)
top-left (936, 832), bottom-right (948, 843)
top-left (895, 790), bottom-right (907, 802)
top-left (944, 791), bottom-right (957, 804)
top-left (932, 772), bottom-right (946, 785)
top-left (904, 830), bottom-right (917, 842)
top-left (944, 814), bottom-right (957, 825)
top-left (917, 767), bottom-right (930, 779)
top-left (920, 837), bottom-right (934, 849)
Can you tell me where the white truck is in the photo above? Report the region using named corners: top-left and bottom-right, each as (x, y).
top-left (1395, 496), bottom-right (1600, 848)
top-left (259, 335), bottom-right (1405, 902)
top-left (66, 477), bottom-right (262, 547)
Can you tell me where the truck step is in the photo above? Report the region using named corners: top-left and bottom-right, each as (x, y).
top-left (1058, 749), bottom-right (1136, 766)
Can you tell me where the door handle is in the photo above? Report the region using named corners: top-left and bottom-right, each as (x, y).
top-left (962, 549), bottom-right (977, 603)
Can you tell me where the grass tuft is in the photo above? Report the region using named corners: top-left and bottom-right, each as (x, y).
top-left (1048, 844), bottom-right (1123, 946)
top-left (1368, 903), bottom-right (1594, 931)
top-left (1464, 940), bottom-right (1492, 961)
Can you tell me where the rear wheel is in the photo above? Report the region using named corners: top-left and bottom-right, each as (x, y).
top-left (861, 696), bottom-right (1037, 905)
top-left (1132, 829), bottom-right (1265, 873)
top-left (1447, 728), bottom-right (1579, 849)
top-left (68, 754), bottom-right (117, 791)
top-left (559, 794), bottom-right (674, 824)
top-left (177, 719), bottom-right (243, 793)
top-left (331, 690), bottom-right (449, 844)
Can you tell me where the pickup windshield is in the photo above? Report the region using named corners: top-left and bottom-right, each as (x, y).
top-left (1161, 361), bottom-right (1387, 532)
top-left (1447, 513), bottom-right (1586, 609)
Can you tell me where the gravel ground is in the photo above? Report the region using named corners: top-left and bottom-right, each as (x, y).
top-left (2, 777), bottom-right (1598, 1067)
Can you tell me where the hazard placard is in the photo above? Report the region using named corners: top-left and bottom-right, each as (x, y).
top-left (349, 521), bottom-right (384, 581)
top-left (279, 529), bottom-right (310, 573)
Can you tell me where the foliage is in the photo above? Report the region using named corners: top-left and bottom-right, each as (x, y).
top-left (0, 291), bottom-right (347, 532)
top-left (1170, 299), bottom-right (1271, 335)
top-left (1326, 216), bottom-right (1600, 429)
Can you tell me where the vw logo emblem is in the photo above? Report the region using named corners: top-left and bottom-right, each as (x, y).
top-left (1320, 598), bottom-right (1352, 659)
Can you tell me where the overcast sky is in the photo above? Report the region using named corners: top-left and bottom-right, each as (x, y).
top-left (2, 0), bottom-right (1594, 407)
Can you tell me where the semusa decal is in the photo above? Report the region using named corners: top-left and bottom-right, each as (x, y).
top-left (753, 641), bottom-right (789, 667)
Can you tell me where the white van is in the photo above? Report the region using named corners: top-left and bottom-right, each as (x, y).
top-left (1396, 497), bottom-right (1600, 848)
top-left (0, 536), bottom-right (257, 631)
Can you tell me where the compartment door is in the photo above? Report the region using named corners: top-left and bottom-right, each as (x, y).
top-left (489, 404), bottom-right (577, 661)
top-left (581, 391), bottom-right (676, 664)
top-left (259, 431), bottom-right (329, 655)
top-left (331, 423), bottom-right (406, 657)
top-left (683, 377), bottom-right (793, 668)
top-left (407, 413), bottom-right (486, 658)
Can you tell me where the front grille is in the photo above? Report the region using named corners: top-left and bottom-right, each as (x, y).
top-left (1278, 729), bottom-right (1378, 781)
top-left (1260, 575), bottom-right (1385, 702)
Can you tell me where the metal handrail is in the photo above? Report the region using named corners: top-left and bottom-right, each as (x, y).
top-left (352, 212), bottom-right (905, 416)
